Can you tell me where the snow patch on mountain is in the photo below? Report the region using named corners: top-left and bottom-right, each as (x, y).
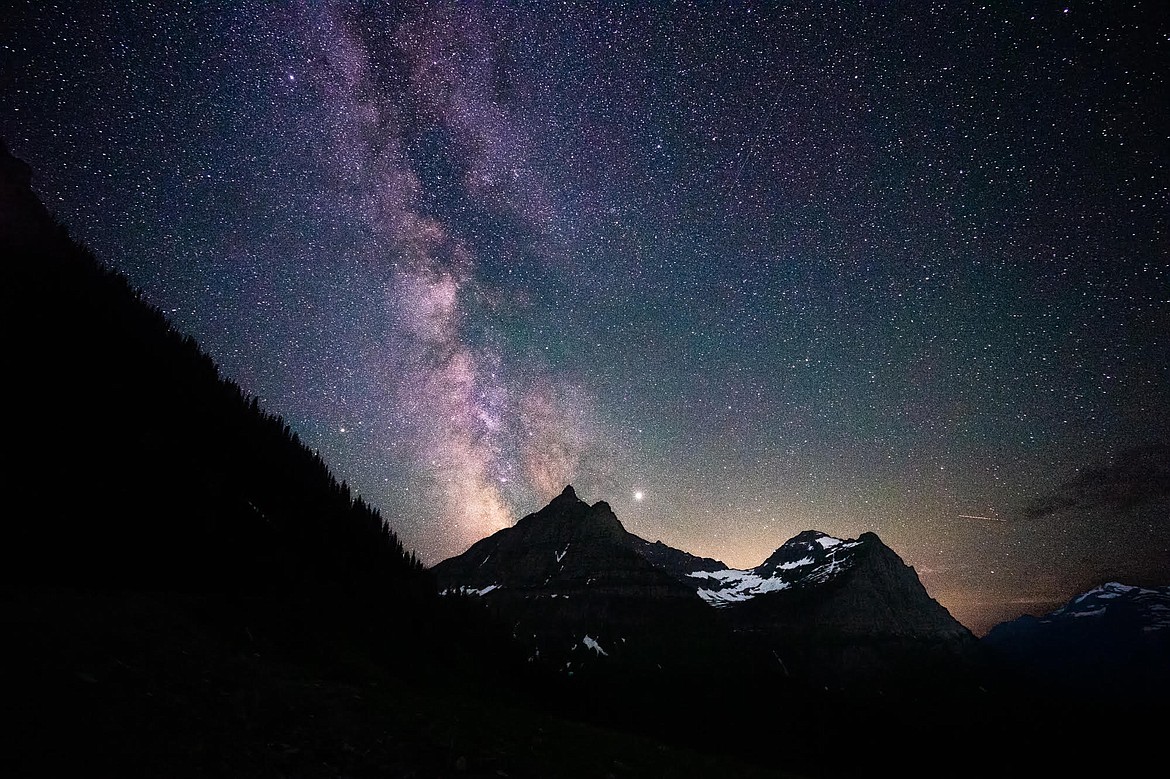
top-left (1044, 582), bottom-right (1170, 631)
top-left (685, 533), bottom-right (865, 606)
top-left (688, 569), bottom-right (792, 606)
top-left (776, 556), bottom-right (814, 570)
top-left (442, 584), bottom-right (500, 596)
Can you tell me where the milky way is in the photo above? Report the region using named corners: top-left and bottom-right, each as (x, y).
top-left (282, 2), bottom-right (624, 552)
top-left (3, 0), bottom-right (1167, 633)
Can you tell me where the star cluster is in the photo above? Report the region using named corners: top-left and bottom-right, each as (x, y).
top-left (3, 0), bottom-right (1166, 632)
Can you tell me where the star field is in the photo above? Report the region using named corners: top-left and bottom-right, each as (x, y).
top-left (3, 0), bottom-right (1167, 633)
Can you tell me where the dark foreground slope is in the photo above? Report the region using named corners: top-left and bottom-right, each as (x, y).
top-left (6, 586), bottom-right (795, 779)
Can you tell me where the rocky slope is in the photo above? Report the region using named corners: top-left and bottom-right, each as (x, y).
top-left (715, 531), bottom-right (977, 685)
top-left (627, 534), bottom-right (726, 577)
top-left (432, 486), bottom-right (733, 674)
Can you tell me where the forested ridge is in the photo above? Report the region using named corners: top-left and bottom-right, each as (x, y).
top-left (2, 140), bottom-right (425, 604)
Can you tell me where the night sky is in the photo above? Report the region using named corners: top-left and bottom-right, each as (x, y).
top-left (3, 1), bottom-right (1167, 633)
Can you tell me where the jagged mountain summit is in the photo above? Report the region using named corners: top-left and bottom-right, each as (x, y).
top-left (713, 529), bottom-right (977, 684)
top-left (434, 486), bottom-right (976, 685)
top-left (653, 527), bottom-right (977, 684)
top-left (688, 529), bottom-right (972, 639)
top-left (432, 486), bottom-right (732, 674)
top-left (434, 486), bottom-right (674, 593)
top-left (983, 581), bottom-right (1170, 699)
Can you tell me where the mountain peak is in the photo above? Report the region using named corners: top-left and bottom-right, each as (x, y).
top-left (433, 487), bottom-right (639, 590)
top-left (758, 529), bottom-right (857, 570)
top-left (790, 529), bottom-right (834, 542)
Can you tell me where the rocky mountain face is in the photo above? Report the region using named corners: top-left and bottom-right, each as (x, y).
top-left (983, 582), bottom-right (1170, 700)
top-left (431, 486), bottom-right (734, 675)
top-left (716, 532), bottom-right (976, 684)
top-left (656, 529), bottom-right (977, 684)
top-left (434, 487), bottom-right (976, 686)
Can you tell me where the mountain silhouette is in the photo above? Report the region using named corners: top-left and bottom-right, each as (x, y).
top-left (655, 528), bottom-right (976, 684)
top-left (435, 485), bottom-right (976, 687)
top-left (433, 485), bottom-right (737, 674)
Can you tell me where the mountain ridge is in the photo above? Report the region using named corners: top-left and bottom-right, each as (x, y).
top-left (434, 485), bottom-right (977, 685)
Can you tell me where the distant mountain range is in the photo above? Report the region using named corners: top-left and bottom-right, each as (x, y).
top-left (983, 581), bottom-right (1170, 699)
top-left (436, 486), bottom-right (1170, 700)
top-left (434, 485), bottom-right (976, 686)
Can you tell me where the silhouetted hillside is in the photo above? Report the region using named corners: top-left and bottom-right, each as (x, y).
top-left (1, 139), bottom-right (423, 605)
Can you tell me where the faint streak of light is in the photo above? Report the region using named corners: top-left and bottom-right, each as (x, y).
top-left (956, 514), bottom-right (1006, 522)
top-left (727, 89), bottom-right (785, 193)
